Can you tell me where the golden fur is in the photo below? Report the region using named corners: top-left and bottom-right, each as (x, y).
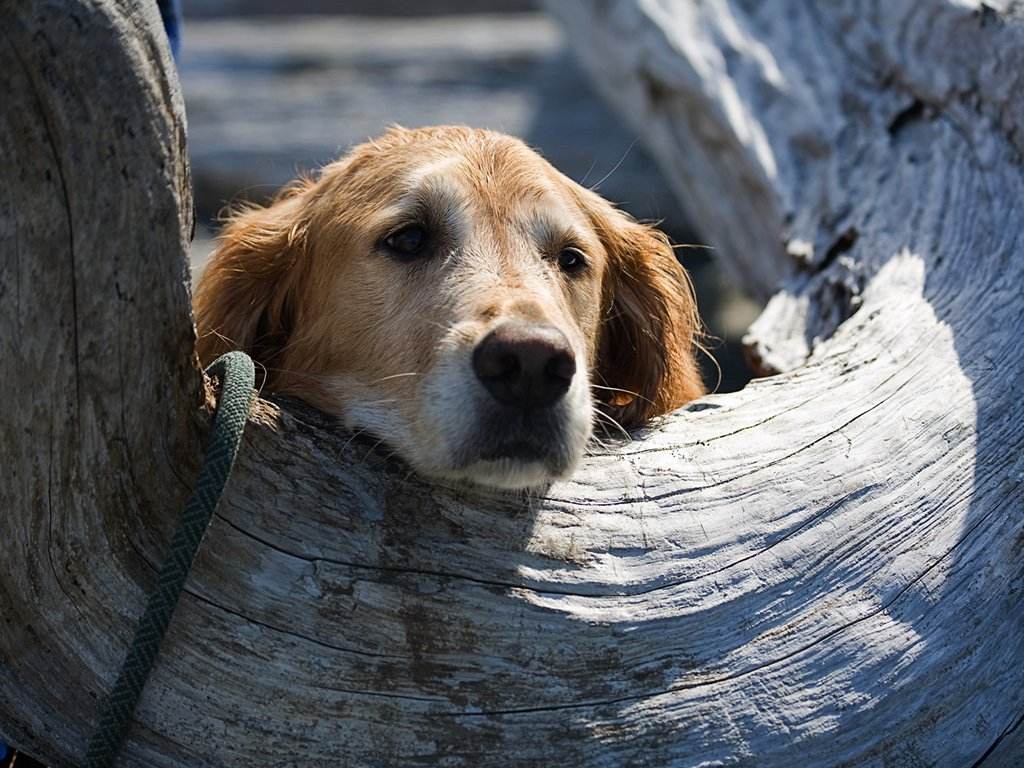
top-left (194, 126), bottom-right (704, 488)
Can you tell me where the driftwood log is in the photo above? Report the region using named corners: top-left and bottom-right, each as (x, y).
top-left (2, 0), bottom-right (1022, 765)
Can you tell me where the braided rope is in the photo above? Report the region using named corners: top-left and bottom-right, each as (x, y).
top-left (84, 352), bottom-right (255, 768)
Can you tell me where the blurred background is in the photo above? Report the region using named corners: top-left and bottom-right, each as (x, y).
top-left (180, 0), bottom-right (760, 391)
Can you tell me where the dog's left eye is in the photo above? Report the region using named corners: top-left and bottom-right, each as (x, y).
top-left (557, 247), bottom-right (588, 274)
top-left (384, 224), bottom-right (429, 258)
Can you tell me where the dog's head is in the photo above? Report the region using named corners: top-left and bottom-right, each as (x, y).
top-left (194, 126), bottom-right (704, 489)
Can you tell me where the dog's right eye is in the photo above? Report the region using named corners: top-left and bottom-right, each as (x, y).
top-left (383, 224), bottom-right (429, 258)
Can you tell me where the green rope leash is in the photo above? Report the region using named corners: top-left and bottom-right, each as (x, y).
top-left (83, 352), bottom-right (255, 768)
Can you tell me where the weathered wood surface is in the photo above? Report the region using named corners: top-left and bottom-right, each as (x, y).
top-left (1, 0), bottom-right (1022, 766)
top-left (0, 0), bottom-right (203, 761)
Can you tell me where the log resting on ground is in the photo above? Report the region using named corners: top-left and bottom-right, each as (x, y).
top-left (1, 0), bottom-right (1022, 765)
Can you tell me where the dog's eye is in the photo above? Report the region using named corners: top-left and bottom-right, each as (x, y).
top-left (384, 224), bottom-right (428, 258)
top-left (557, 247), bottom-right (587, 274)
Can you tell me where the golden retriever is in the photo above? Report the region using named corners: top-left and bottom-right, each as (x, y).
top-left (194, 126), bottom-right (704, 489)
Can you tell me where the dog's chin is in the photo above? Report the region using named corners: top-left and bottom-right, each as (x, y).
top-left (440, 456), bottom-right (568, 491)
top-left (384, 421), bottom-right (581, 490)
top-left (394, 410), bottom-right (587, 490)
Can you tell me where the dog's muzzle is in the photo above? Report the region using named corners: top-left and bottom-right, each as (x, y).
top-left (466, 320), bottom-right (581, 466)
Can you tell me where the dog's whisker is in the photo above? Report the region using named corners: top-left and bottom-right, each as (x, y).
top-left (422, 319), bottom-right (454, 334)
top-left (262, 366), bottom-right (331, 382)
top-left (376, 447), bottom-right (402, 463)
top-left (589, 138), bottom-right (637, 191)
top-left (357, 436), bottom-right (391, 466)
top-left (245, 358), bottom-right (270, 397)
top-left (341, 426), bottom-right (375, 452)
top-left (590, 383), bottom-right (655, 406)
top-left (578, 156), bottom-right (599, 188)
top-left (372, 372), bottom-right (422, 383)
top-left (670, 242), bottom-right (716, 252)
top-left (693, 338), bottom-right (723, 394)
top-left (593, 408), bottom-right (633, 442)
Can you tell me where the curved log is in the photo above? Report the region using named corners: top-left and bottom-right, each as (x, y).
top-left (2, 0), bottom-right (1022, 766)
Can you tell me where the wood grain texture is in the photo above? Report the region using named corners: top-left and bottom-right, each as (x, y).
top-left (0, 0), bottom-right (203, 763)
top-left (1, 0), bottom-right (1022, 766)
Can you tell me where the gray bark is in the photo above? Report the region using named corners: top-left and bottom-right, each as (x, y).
top-left (1, 1), bottom-right (1022, 766)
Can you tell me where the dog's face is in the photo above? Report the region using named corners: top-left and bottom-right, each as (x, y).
top-left (194, 126), bottom-right (704, 489)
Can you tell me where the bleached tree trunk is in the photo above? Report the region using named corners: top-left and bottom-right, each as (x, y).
top-left (2, 0), bottom-right (1022, 766)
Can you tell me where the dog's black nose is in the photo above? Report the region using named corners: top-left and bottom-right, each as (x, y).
top-left (473, 322), bottom-right (576, 409)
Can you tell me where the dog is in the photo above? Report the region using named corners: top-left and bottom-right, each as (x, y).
top-left (193, 126), bottom-right (705, 489)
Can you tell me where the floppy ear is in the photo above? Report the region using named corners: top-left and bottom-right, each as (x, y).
top-left (589, 202), bottom-right (706, 428)
top-left (192, 181), bottom-right (312, 370)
